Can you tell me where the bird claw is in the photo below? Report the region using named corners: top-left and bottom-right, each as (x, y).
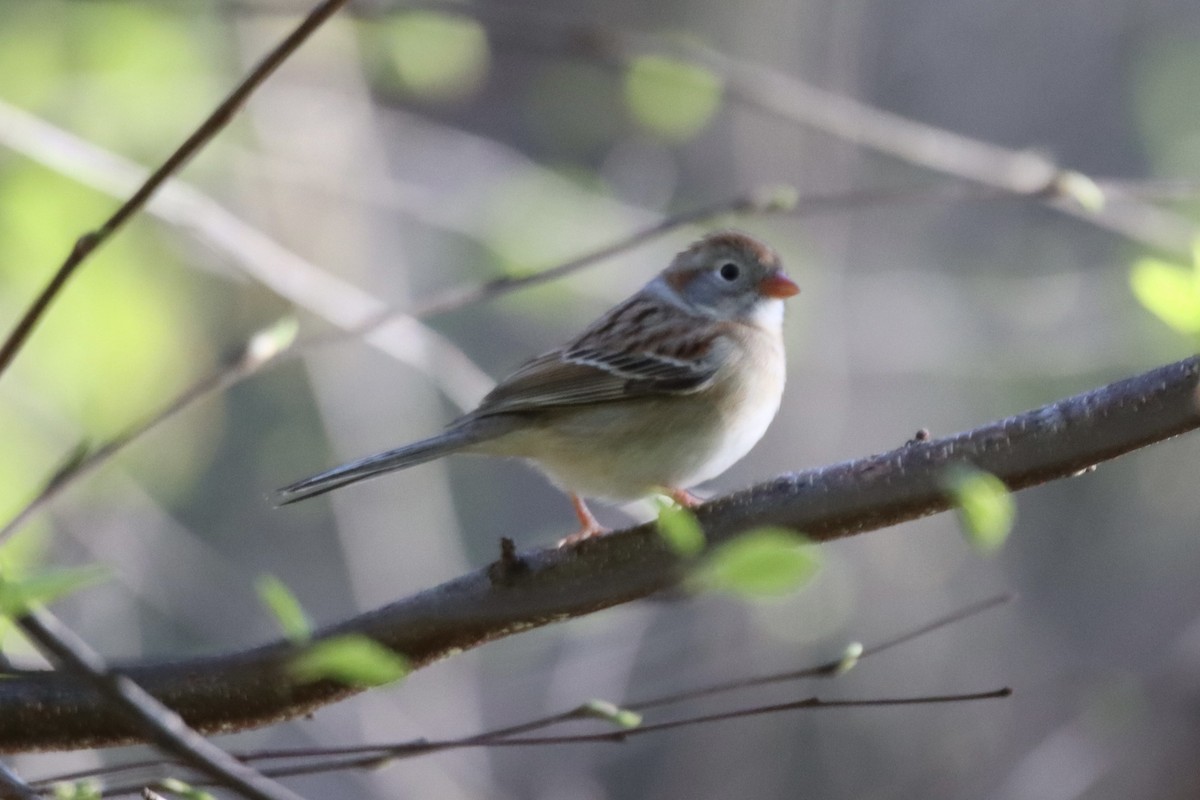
top-left (669, 488), bottom-right (704, 508)
top-left (557, 524), bottom-right (610, 548)
top-left (558, 492), bottom-right (609, 547)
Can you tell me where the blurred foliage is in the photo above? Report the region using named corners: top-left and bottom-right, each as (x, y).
top-left (0, 3), bottom-right (222, 156)
top-left (526, 63), bottom-right (624, 157)
top-left (1132, 37), bottom-right (1200, 185)
top-left (51, 779), bottom-right (103, 800)
top-left (0, 161), bottom-right (217, 505)
top-left (256, 573), bottom-right (313, 644)
top-left (0, 410), bottom-right (59, 526)
top-left (158, 777), bottom-right (217, 800)
top-left (941, 465), bottom-right (1015, 554)
top-left (482, 167), bottom-right (634, 274)
top-left (656, 497), bottom-right (706, 557)
top-left (1056, 171), bottom-right (1106, 213)
top-left (579, 699), bottom-right (643, 729)
top-left (1130, 242), bottom-right (1200, 337)
top-left (0, 3), bottom-right (237, 517)
top-left (375, 11), bottom-right (490, 103)
top-left (290, 633), bottom-right (411, 688)
top-left (623, 55), bottom-right (723, 141)
top-left (833, 641), bottom-right (863, 675)
top-left (692, 527), bottom-right (821, 597)
top-left (0, 166), bottom-right (198, 426)
top-left (0, 2), bottom-right (1196, 797)
top-left (0, 503), bottom-right (107, 628)
top-left (156, 777), bottom-right (217, 800)
top-left (0, 526), bottom-right (50, 652)
top-left (0, 566), bottom-right (107, 618)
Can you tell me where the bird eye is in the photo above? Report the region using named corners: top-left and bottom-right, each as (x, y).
top-left (718, 262), bottom-right (740, 281)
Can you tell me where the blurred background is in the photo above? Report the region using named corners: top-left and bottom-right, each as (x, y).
top-left (1, 0), bottom-right (1199, 797)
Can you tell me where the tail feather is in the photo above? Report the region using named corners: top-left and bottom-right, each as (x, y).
top-left (276, 422), bottom-right (493, 505)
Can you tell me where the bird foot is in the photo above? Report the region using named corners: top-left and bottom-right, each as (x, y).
top-left (558, 493), bottom-right (610, 547)
top-left (668, 488), bottom-right (704, 508)
top-left (557, 524), bottom-right (611, 548)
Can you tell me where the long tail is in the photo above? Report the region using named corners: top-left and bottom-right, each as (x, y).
top-left (275, 420), bottom-right (500, 505)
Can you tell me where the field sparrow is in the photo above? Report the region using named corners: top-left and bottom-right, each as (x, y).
top-left (278, 232), bottom-right (799, 541)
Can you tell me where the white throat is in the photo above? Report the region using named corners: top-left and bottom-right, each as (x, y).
top-left (746, 298), bottom-right (785, 332)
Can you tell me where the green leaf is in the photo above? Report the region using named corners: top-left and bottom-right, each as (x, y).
top-left (656, 498), bottom-right (706, 558)
top-left (0, 565), bottom-right (109, 618)
top-left (1130, 255), bottom-right (1200, 334)
top-left (290, 634), bottom-right (410, 688)
top-left (1057, 171), bottom-right (1106, 213)
top-left (750, 184), bottom-right (800, 213)
top-left (256, 574), bottom-right (311, 644)
top-left (0, 527), bottom-right (51, 654)
top-left (942, 466), bottom-right (1015, 553)
top-left (159, 778), bottom-right (216, 800)
top-left (696, 528), bottom-right (821, 597)
top-left (0, 525), bottom-right (49, 581)
top-left (52, 780), bottom-right (103, 800)
top-left (384, 11), bottom-right (489, 102)
top-left (624, 55), bottom-right (723, 140)
top-left (576, 699), bottom-right (643, 729)
top-left (834, 642), bottom-right (863, 676)
top-left (245, 316), bottom-right (299, 365)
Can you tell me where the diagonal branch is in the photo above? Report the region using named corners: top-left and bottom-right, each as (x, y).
top-left (16, 610), bottom-right (305, 800)
top-left (0, 355), bottom-right (1195, 753)
top-left (430, 3), bottom-right (1196, 255)
top-left (0, 762), bottom-right (38, 800)
top-left (0, 0), bottom-right (351, 379)
top-left (30, 594), bottom-right (1009, 788)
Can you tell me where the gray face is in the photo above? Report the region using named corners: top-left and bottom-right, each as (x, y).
top-left (664, 233), bottom-right (786, 320)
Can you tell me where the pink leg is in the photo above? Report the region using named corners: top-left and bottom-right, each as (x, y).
top-left (557, 493), bottom-right (609, 547)
top-left (669, 488), bottom-right (703, 508)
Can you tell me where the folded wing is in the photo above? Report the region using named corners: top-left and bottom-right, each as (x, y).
top-left (470, 297), bottom-right (724, 418)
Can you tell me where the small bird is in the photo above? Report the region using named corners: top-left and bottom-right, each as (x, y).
top-left (278, 231), bottom-right (799, 542)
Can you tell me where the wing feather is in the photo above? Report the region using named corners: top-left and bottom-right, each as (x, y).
top-left (470, 295), bottom-right (724, 417)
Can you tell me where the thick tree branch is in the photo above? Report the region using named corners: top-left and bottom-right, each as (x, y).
top-left (0, 762), bottom-right (38, 800)
top-left (17, 611), bottom-right (304, 800)
top-left (31, 595), bottom-right (1009, 790)
top-left (1, 356), bottom-right (1197, 753)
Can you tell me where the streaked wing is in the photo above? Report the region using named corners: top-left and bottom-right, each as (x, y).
top-left (471, 294), bottom-right (722, 417)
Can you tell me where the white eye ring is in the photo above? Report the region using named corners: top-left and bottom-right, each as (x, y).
top-left (718, 262), bottom-right (740, 281)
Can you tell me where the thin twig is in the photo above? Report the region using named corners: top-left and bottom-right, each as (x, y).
top-left (0, 180), bottom-right (996, 547)
top-left (92, 689), bottom-right (1009, 795)
top-left (0, 325), bottom-right (289, 544)
top-left (17, 609), bottom-right (306, 800)
top-left (0, 98), bottom-right (494, 412)
top-left (628, 593), bottom-right (1015, 712)
top-left (0, 0), bottom-right (352, 379)
top-left (253, 592), bottom-right (1016, 761)
top-left (408, 2), bottom-right (1197, 256)
top-left (3, 83), bottom-right (1189, 552)
top-left (32, 591), bottom-right (1011, 788)
top-left (0, 356), bottom-right (1195, 753)
top-left (0, 762), bottom-right (38, 800)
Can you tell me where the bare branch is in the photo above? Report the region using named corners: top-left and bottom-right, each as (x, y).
top-left (1, 356), bottom-right (1195, 753)
top-left (627, 593), bottom-right (1015, 712)
top-left (416, 3), bottom-right (1196, 256)
top-left (0, 762), bottom-right (38, 800)
top-left (0, 325), bottom-right (292, 545)
top-left (99, 689), bottom-right (1011, 795)
top-left (16, 609), bottom-right (305, 800)
top-left (34, 592), bottom-right (1009, 789)
top-left (0, 99), bottom-right (495, 412)
top-left (0, 0), bottom-right (351, 378)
